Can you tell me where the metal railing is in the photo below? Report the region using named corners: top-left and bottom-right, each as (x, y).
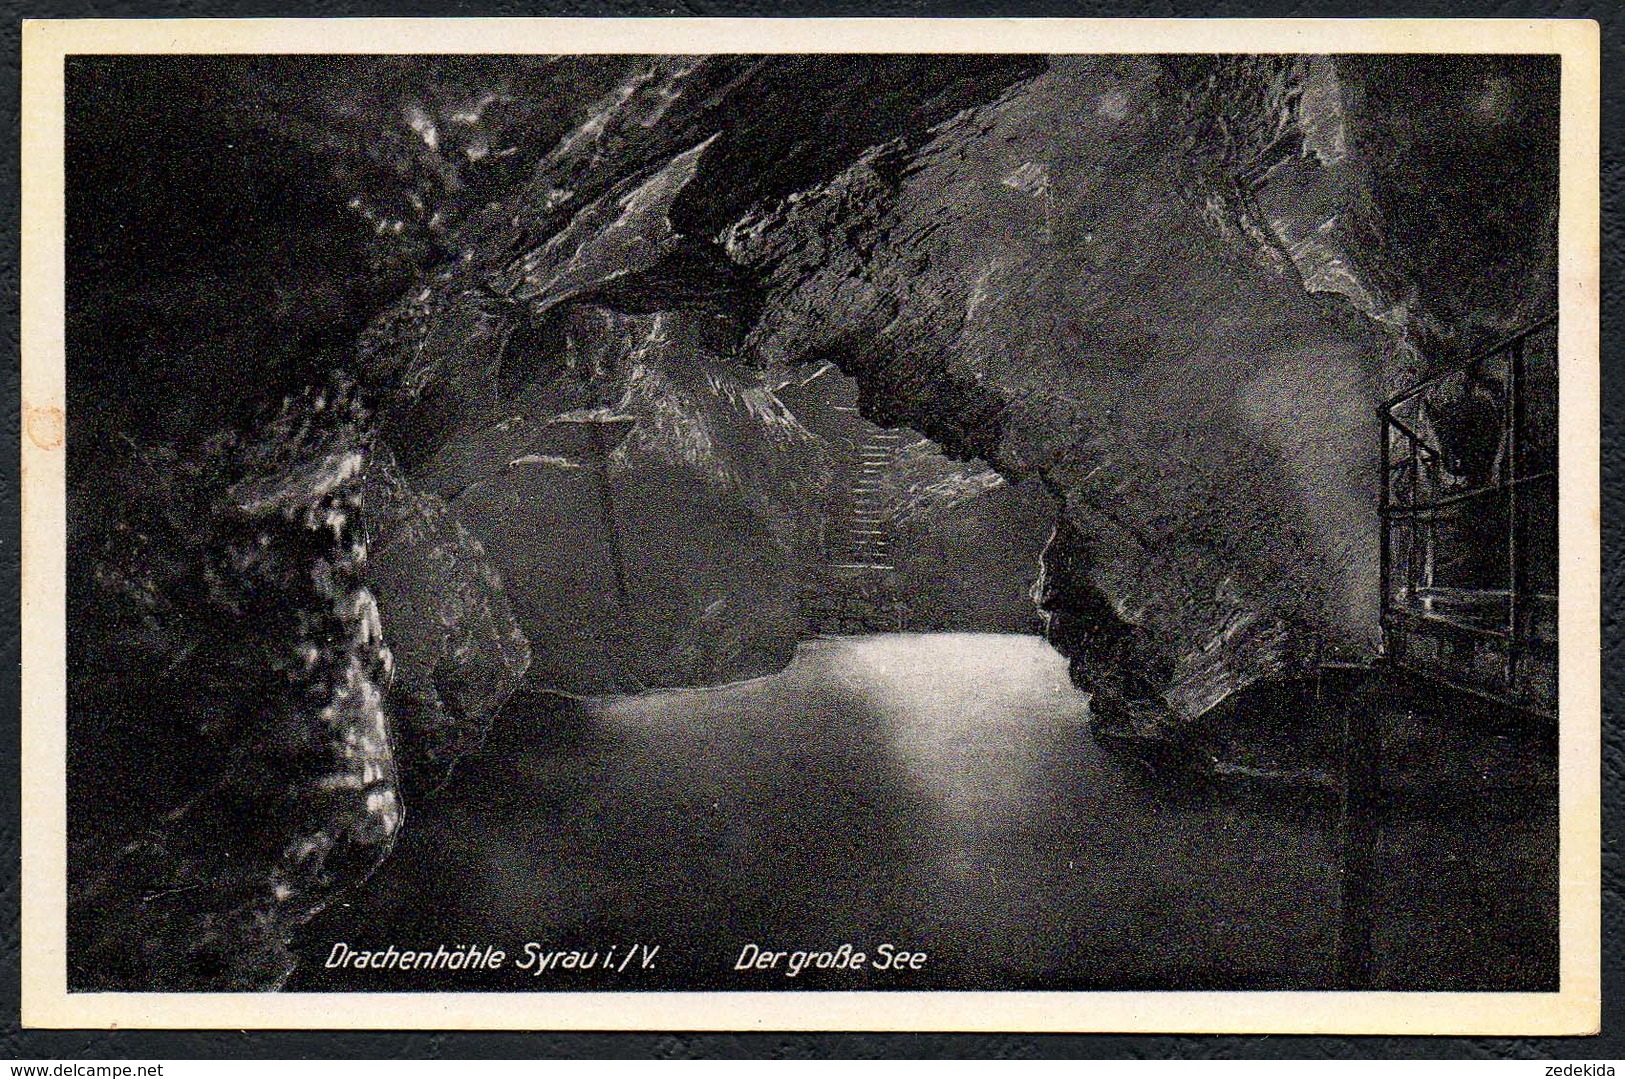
top-left (1378, 314), bottom-right (1558, 709)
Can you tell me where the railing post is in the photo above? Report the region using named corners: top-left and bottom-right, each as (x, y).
top-left (1411, 433), bottom-right (1431, 596)
top-left (1378, 407), bottom-right (1391, 656)
top-left (1506, 334), bottom-right (1526, 690)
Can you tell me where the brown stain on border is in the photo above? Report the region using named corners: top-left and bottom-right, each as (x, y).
top-left (25, 404), bottom-right (63, 450)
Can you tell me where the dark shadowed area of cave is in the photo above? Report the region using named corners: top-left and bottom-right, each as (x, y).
top-left (66, 53), bottom-right (1559, 993)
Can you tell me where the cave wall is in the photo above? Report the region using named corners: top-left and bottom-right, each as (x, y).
top-left (363, 444), bottom-right (532, 793)
top-left (878, 441), bottom-right (1055, 635)
top-left (343, 55), bottom-right (1053, 697)
top-left (406, 308), bottom-right (826, 694)
top-left (63, 52), bottom-right (1559, 988)
top-left (66, 55), bottom-right (1053, 988)
top-left (724, 54), bottom-right (1558, 733)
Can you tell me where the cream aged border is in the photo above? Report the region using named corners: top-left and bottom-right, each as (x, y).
top-left (19, 17), bottom-right (1602, 1034)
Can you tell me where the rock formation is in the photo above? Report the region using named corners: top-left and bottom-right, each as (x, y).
top-left (725, 53), bottom-right (1558, 737)
top-left (65, 52), bottom-right (1559, 987)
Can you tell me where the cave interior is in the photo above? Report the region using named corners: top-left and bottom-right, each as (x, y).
top-left (64, 52), bottom-right (1560, 994)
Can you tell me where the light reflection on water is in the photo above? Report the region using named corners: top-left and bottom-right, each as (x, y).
top-left (812, 632), bottom-right (1089, 825)
top-left (299, 631), bottom-right (1341, 990)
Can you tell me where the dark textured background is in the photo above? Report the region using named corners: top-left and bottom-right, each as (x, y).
top-left (4, 0), bottom-right (1621, 1059)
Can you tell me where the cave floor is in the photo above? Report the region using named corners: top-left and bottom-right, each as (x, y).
top-left (291, 632), bottom-right (1557, 993)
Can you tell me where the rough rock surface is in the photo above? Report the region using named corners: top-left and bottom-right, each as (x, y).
top-left (724, 54), bottom-right (1558, 734)
top-left (412, 308), bottom-right (827, 694)
top-left (70, 384), bottom-right (402, 990)
top-left (878, 439), bottom-right (1055, 634)
top-left (70, 55), bottom-right (1047, 989)
top-left (65, 52), bottom-right (1559, 987)
top-left (345, 58), bottom-right (1050, 693)
top-left (363, 445), bottom-right (531, 793)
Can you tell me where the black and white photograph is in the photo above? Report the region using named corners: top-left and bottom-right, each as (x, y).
top-left (19, 17), bottom-right (1601, 1034)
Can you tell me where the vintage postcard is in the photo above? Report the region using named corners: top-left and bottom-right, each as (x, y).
top-left (19, 17), bottom-right (1601, 1033)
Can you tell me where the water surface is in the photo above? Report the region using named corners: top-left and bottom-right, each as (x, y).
top-left (297, 632), bottom-right (1349, 991)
